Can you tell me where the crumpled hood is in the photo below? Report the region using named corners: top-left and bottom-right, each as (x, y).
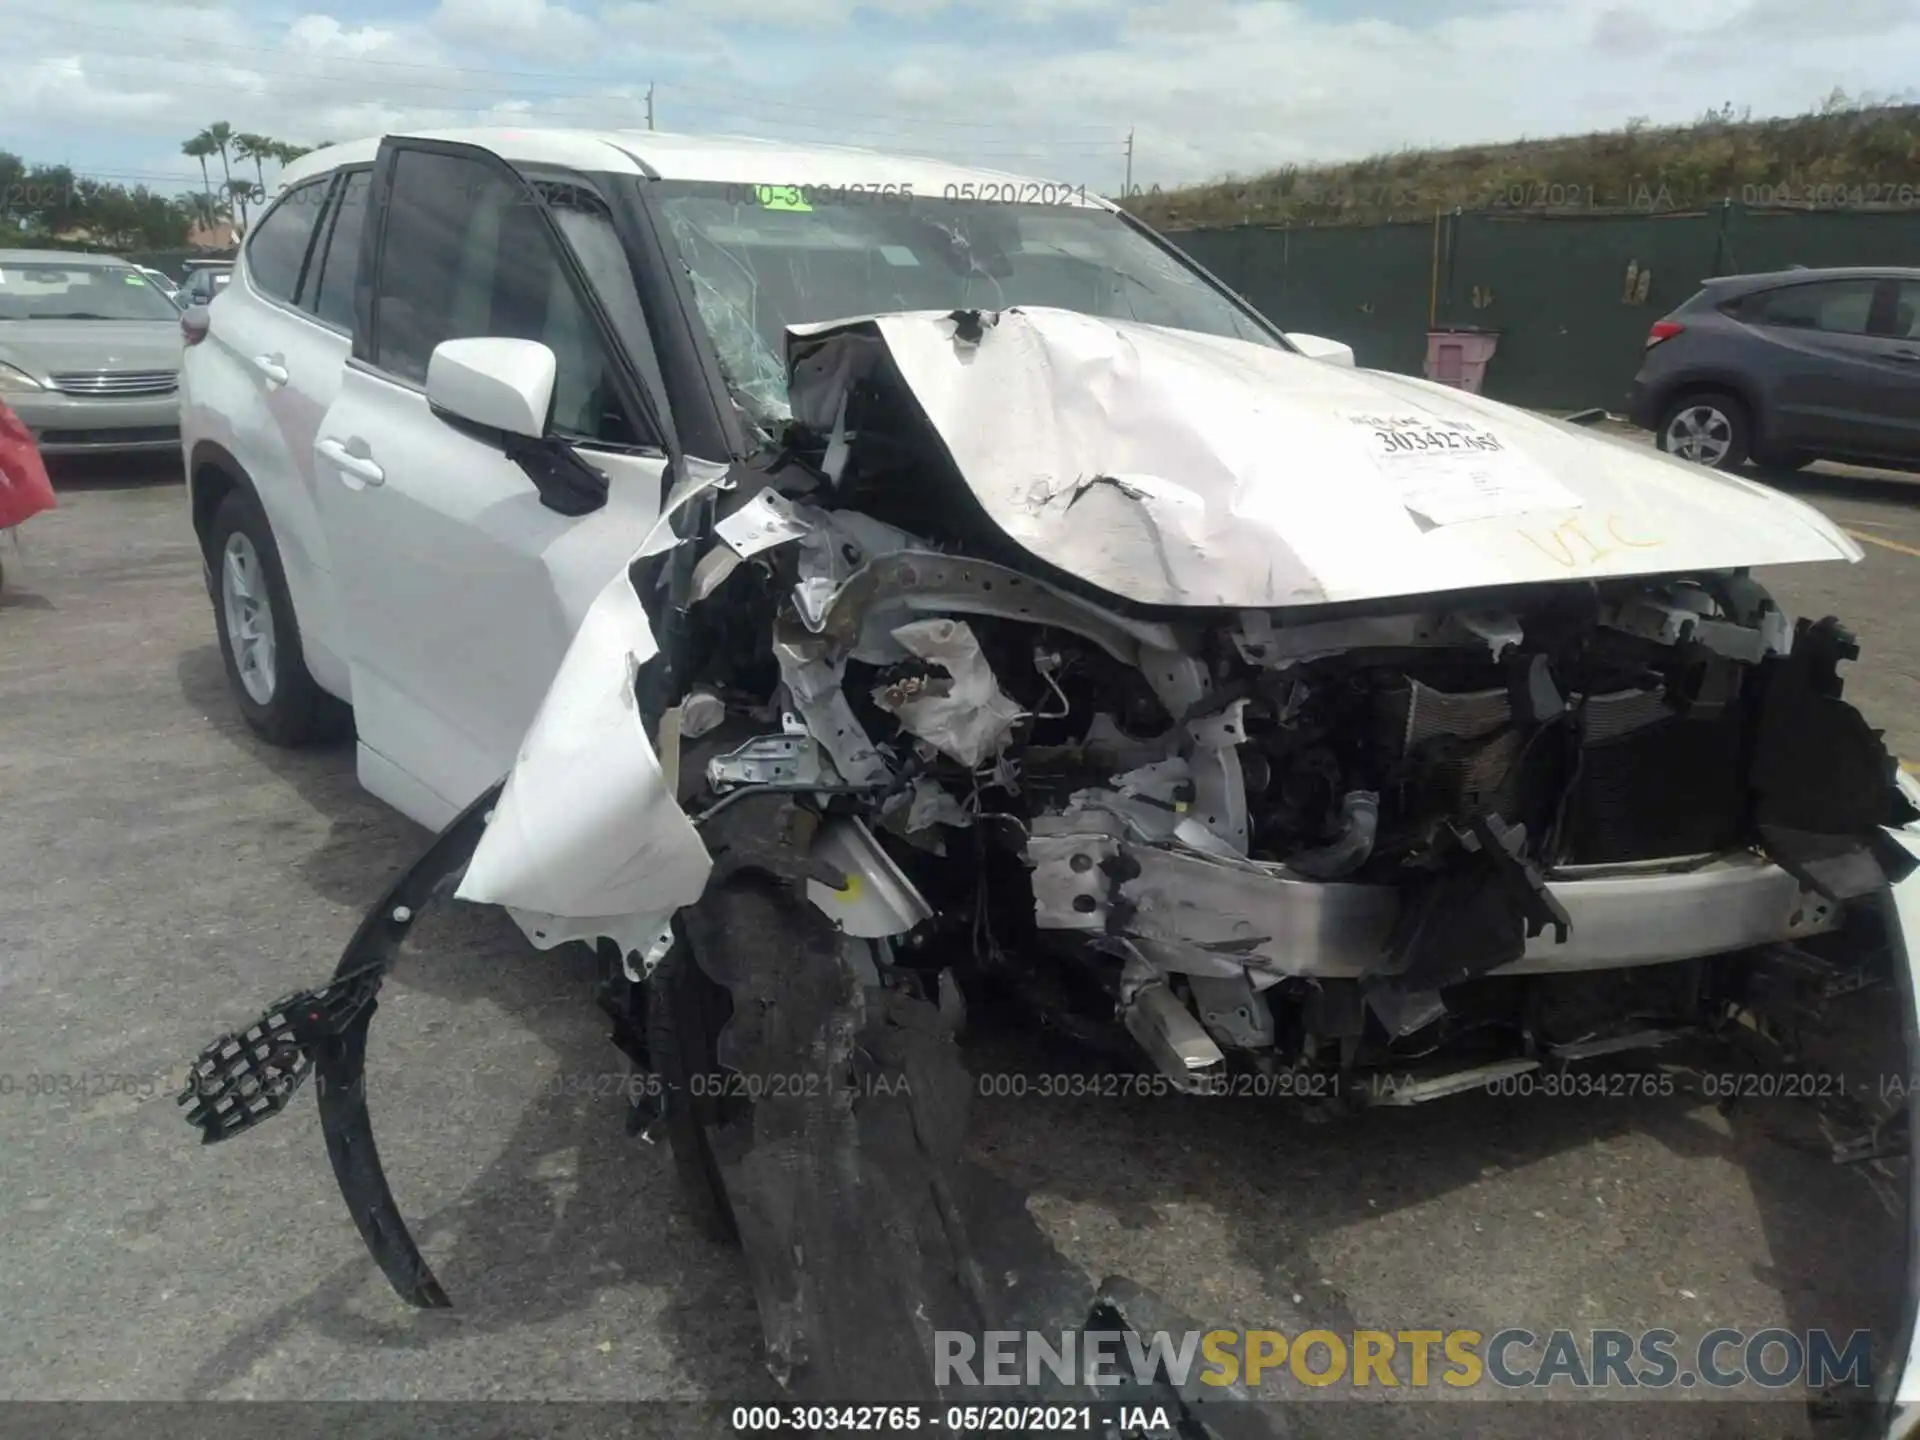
top-left (786, 306), bottom-right (1859, 609)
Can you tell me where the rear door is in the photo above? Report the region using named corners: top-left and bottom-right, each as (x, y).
top-left (213, 172), bottom-right (357, 690)
top-left (1742, 276), bottom-right (1905, 454)
top-left (312, 138), bottom-right (671, 830)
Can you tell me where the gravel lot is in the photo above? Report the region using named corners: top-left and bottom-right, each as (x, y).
top-left (4, 450), bottom-right (1919, 1435)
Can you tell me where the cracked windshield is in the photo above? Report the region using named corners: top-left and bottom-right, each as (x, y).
top-left (653, 183), bottom-right (1277, 423)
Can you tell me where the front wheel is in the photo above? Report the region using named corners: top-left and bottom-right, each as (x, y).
top-left (1656, 391), bottom-right (1751, 471)
top-left (208, 489), bottom-right (349, 746)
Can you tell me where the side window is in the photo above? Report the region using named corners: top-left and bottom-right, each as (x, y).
top-left (369, 150), bottom-right (640, 445)
top-left (309, 169), bottom-right (370, 332)
top-left (245, 178), bottom-right (329, 306)
top-left (1884, 281), bottom-right (1920, 340)
top-left (1745, 279), bottom-right (1877, 335)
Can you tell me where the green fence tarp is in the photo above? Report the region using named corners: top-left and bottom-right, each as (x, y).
top-left (1174, 203), bottom-right (1920, 411)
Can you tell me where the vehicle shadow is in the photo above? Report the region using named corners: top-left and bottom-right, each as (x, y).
top-left (45, 452), bottom-right (186, 491)
top-left (0, 572), bottom-right (55, 610)
top-left (175, 642), bottom-right (419, 907)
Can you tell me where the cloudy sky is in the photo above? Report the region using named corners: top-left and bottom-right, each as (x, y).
top-left (4, 0), bottom-right (1917, 198)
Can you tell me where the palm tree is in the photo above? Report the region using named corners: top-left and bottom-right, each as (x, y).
top-left (225, 176), bottom-right (254, 232)
top-left (181, 133), bottom-right (216, 225)
top-left (232, 133), bottom-right (272, 195)
top-left (205, 121), bottom-right (237, 207)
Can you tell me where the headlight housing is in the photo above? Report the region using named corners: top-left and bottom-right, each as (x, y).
top-left (0, 363), bottom-right (44, 393)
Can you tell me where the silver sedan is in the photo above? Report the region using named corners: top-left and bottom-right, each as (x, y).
top-left (0, 249), bottom-right (186, 456)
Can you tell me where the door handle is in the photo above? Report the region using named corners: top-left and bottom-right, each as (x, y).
top-left (252, 354), bottom-right (289, 387)
top-left (1890, 349), bottom-right (1920, 363)
top-left (316, 436), bottom-right (385, 487)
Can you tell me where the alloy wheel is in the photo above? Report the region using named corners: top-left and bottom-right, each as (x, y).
top-left (221, 532), bottom-right (278, 706)
top-left (1663, 405), bottom-right (1734, 466)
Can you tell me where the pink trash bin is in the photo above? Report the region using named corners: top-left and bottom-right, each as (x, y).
top-left (1424, 329), bottom-right (1500, 394)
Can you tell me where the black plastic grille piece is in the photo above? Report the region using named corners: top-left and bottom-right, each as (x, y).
top-left (178, 996), bottom-right (314, 1142)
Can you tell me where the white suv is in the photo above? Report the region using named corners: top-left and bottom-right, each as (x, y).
top-left (178, 128), bottom-right (1920, 1413)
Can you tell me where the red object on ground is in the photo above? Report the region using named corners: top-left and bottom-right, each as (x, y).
top-left (0, 397), bottom-right (57, 531)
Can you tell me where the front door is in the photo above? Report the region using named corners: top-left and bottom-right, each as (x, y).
top-left (312, 139), bottom-right (670, 830)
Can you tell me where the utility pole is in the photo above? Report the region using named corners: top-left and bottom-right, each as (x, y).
top-left (1123, 127), bottom-right (1134, 196)
top-left (646, 83), bottom-right (655, 131)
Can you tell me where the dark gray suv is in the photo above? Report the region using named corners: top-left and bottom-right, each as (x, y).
top-left (1627, 266), bottom-right (1920, 472)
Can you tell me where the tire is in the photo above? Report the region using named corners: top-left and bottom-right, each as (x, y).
top-left (1656, 391), bottom-right (1751, 471)
top-left (647, 934), bottom-right (739, 1243)
top-left (208, 488), bottom-right (349, 747)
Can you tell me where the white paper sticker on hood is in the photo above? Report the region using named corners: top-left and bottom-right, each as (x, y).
top-left (1339, 410), bottom-right (1584, 527)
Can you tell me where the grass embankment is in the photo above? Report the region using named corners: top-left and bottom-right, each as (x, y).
top-left (1121, 95), bottom-right (1920, 230)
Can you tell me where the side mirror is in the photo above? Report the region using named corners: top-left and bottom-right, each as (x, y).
top-left (426, 337), bottom-right (608, 518)
top-left (1286, 332), bottom-right (1356, 368)
top-left (426, 338), bottom-right (556, 440)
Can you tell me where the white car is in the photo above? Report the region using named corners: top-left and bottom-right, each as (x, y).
top-left (177, 127), bottom-right (1920, 1421)
top-left (131, 264), bottom-right (181, 304)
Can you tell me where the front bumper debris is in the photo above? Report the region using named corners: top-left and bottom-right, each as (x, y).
top-left (178, 782), bottom-right (502, 1308)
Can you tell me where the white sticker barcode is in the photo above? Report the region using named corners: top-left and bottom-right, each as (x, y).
top-left (1341, 410), bottom-right (1583, 526)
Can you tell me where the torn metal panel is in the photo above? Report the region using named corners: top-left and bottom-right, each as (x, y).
top-left (638, 454), bottom-right (735, 558)
top-left (715, 486), bottom-right (811, 558)
top-left (872, 618), bottom-right (1025, 768)
top-left (790, 505), bottom-right (923, 643)
top-left (786, 307), bottom-right (1858, 610)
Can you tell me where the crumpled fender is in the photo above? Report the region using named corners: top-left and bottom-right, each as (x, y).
top-left (455, 565), bottom-right (712, 958)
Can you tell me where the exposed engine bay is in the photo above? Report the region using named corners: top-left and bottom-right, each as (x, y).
top-left (651, 314), bottom-right (1916, 1101)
